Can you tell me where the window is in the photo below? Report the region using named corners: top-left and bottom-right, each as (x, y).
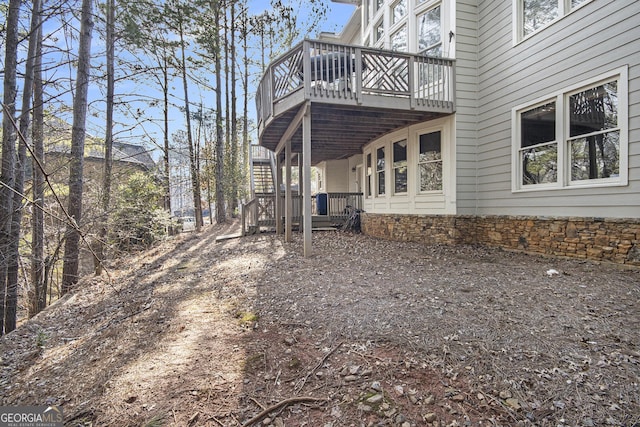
top-left (393, 140), bottom-right (408, 193)
top-left (366, 153), bottom-right (372, 197)
top-left (513, 69), bottom-right (627, 191)
top-left (417, 4), bottom-right (442, 56)
top-left (520, 101), bottom-right (557, 185)
top-left (517, 0), bottom-right (593, 40)
top-left (374, 19), bottom-right (385, 44)
top-left (376, 147), bottom-right (386, 195)
top-left (522, 0), bottom-right (558, 37)
top-left (418, 131), bottom-right (442, 191)
top-left (391, 25), bottom-right (408, 51)
top-left (392, 0), bottom-right (407, 25)
top-left (568, 82), bottom-right (620, 182)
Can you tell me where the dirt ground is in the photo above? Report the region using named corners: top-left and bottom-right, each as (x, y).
top-left (1, 221), bottom-right (638, 427)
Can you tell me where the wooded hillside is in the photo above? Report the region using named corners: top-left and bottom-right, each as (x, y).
top-left (0, 0), bottom-right (329, 333)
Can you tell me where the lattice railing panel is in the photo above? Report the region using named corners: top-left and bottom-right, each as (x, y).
top-left (272, 48), bottom-right (304, 100)
top-left (362, 53), bottom-right (410, 95)
top-left (257, 39), bottom-right (456, 130)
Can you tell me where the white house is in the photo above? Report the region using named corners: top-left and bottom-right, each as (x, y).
top-left (254, 0), bottom-right (640, 265)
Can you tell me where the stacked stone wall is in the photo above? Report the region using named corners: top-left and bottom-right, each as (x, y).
top-left (361, 213), bottom-right (640, 266)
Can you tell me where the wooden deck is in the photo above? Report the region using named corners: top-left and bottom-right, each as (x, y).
top-left (256, 39), bottom-right (456, 164)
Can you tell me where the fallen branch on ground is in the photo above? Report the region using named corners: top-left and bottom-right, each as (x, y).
top-left (241, 396), bottom-right (329, 426)
top-left (294, 341), bottom-right (343, 393)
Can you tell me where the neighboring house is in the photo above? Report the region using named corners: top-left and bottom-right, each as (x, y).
top-left (254, 0), bottom-right (640, 265)
top-left (43, 126), bottom-right (157, 275)
top-left (46, 141), bottom-right (155, 173)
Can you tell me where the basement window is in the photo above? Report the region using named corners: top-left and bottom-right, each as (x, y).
top-left (418, 131), bottom-right (442, 192)
top-left (377, 146), bottom-right (386, 196)
top-left (393, 139), bottom-right (408, 194)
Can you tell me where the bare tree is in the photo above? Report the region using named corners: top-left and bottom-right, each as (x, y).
top-left (173, 1), bottom-right (204, 230)
top-left (95, 0), bottom-right (115, 275)
top-left (61, 0), bottom-right (94, 294)
top-left (30, 0), bottom-right (46, 316)
top-left (5, 0), bottom-right (42, 331)
top-left (214, 0), bottom-right (226, 224)
top-left (0, 0), bottom-right (22, 335)
top-left (229, 0), bottom-right (239, 216)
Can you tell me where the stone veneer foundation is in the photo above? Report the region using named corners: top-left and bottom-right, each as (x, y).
top-left (360, 213), bottom-right (640, 267)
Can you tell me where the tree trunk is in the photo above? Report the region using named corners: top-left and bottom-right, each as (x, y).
top-left (230, 0), bottom-right (239, 216)
top-left (214, 0), bottom-right (226, 224)
top-left (95, 0), bottom-right (115, 276)
top-left (31, 1), bottom-right (46, 316)
top-left (178, 18), bottom-right (203, 231)
top-left (0, 0), bottom-right (22, 335)
top-left (224, 2), bottom-right (231, 215)
top-left (61, 0), bottom-right (94, 295)
top-left (163, 52), bottom-right (171, 215)
top-left (6, 0), bottom-right (41, 331)
top-left (242, 5), bottom-right (249, 205)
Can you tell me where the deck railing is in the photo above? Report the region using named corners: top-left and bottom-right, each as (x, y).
top-left (241, 192), bottom-right (363, 235)
top-left (257, 39), bottom-right (455, 130)
top-left (321, 192), bottom-right (364, 221)
top-left (251, 145), bottom-right (273, 162)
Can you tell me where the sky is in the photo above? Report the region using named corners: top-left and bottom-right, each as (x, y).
top-left (126, 0), bottom-right (358, 159)
top-left (121, 1), bottom-right (357, 160)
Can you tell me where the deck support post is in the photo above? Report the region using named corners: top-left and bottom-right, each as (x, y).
top-left (285, 139), bottom-right (293, 242)
top-left (302, 103), bottom-right (312, 257)
top-left (275, 151), bottom-right (283, 235)
top-left (298, 154), bottom-right (304, 233)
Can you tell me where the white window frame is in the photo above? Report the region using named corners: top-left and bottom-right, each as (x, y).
top-left (364, 141), bottom-right (389, 199)
top-left (376, 145), bottom-right (386, 196)
top-left (373, 18), bottom-right (385, 47)
top-left (515, 99), bottom-right (559, 189)
top-left (416, 128), bottom-right (444, 194)
top-left (389, 0), bottom-right (408, 48)
top-left (359, 0), bottom-right (452, 57)
top-left (392, 138), bottom-right (408, 194)
top-left (365, 152), bottom-right (373, 198)
top-left (513, 0), bottom-right (594, 44)
top-left (391, 0), bottom-right (407, 26)
top-left (511, 67), bottom-right (628, 192)
top-left (415, 1), bottom-right (443, 57)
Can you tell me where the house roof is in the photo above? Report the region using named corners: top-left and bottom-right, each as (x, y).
top-left (47, 141), bottom-right (155, 171)
top-left (91, 142), bottom-right (156, 171)
top-left (43, 117), bottom-right (156, 171)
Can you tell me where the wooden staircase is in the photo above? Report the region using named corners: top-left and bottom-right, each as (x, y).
top-left (252, 159), bottom-right (275, 194)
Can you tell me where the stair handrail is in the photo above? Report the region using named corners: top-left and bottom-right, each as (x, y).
top-left (269, 150), bottom-right (277, 193)
top-left (249, 144), bottom-right (256, 197)
top-left (241, 197), bottom-right (259, 236)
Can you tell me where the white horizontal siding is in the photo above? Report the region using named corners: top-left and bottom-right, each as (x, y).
top-left (474, 0), bottom-right (640, 218)
top-left (321, 159), bottom-right (350, 193)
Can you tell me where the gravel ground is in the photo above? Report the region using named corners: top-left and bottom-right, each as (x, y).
top-left (248, 230), bottom-right (640, 426)
top-left (1, 224), bottom-right (638, 426)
